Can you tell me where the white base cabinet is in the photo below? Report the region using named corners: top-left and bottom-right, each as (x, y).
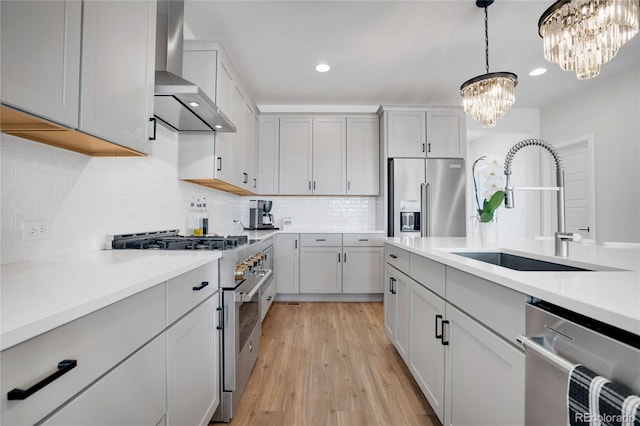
top-left (409, 279), bottom-right (446, 421)
top-left (167, 296), bottom-right (219, 426)
top-left (444, 304), bottom-right (524, 426)
top-left (293, 233), bottom-right (384, 295)
top-left (42, 333), bottom-right (167, 426)
top-left (275, 233), bottom-right (300, 293)
top-left (384, 243), bottom-right (525, 425)
top-left (383, 263), bottom-right (410, 364)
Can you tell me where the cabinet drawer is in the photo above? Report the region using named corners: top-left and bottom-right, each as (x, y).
top-left (167, 261), bottom-right (218, 325)
top-left (342, 233), bottom-right (384, 247)
top-left (410, 254), bottom-right (445, 298)
top-left (42, 333), bottom-right (167, 426)
top-left (300, 233), bottom-right (342, 247)
top-left (1, 284), bottom-right (165, 426)
top-left (384, 245), bottom-right (410, 273)
top-left (446, 267), bottom-right (526, 343)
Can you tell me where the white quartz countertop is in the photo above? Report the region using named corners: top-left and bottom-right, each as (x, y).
top-left (385, 237), bottom-right (640, 335)
top-left (276, 229), bottom-right (384, 234)
top-left (1, 250), bottom-right (222, 351)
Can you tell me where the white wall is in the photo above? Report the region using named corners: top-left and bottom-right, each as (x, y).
top-left (465, 108), bottom-right (542, 242)
top-left (1, 125), bottom-right (242, 265)
top-left (540, 60), bottom-right (640, 243)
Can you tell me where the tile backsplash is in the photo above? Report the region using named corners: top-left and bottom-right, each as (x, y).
top-left (239, 196), bottom-right (378, 231)
top-left (1, 125), bottom-right (241, 264)
top-left (1, 125), bottom-right (380, 264)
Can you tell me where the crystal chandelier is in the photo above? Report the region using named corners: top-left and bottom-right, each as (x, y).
top-left (538, 0), bottom-right (639, 80)
top-left (460, 0), bottom-right (518, 128)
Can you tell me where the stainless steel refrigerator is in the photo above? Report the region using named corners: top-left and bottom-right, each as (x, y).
top-left (388, 158), bottom-right (466, 237)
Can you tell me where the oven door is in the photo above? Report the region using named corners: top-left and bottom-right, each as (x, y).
top-left (222, 269), bottom-right (272, 393)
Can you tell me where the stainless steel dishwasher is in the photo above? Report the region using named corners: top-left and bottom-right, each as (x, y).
top-left (518, 301), bottom-right (640, 425)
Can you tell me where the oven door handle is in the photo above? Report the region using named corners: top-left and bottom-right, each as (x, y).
top-left (517, 335), bottom-right (576, 374)
top-left (238, 270), bottom-right (273, 303)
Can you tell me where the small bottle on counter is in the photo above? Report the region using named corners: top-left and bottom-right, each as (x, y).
top-left (201, 197), bottom-right (209, 235)
top-left (187, 198), bottom-right (196, 236)
top-left (193, 198), bottom-right (203, 236)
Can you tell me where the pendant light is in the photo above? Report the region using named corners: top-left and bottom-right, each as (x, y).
top-left (460, 0), bottom-right (518, 128)
top-left (538, 0), bottom-right (639, 80)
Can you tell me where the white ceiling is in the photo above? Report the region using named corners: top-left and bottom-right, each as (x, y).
top-left (184, 0), bottom-right (640, 110)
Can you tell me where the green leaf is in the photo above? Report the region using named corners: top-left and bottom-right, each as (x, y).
top-left (485, 190), bottom-right (505, 213)
top-left (479, 211), bottom-right (494, 222)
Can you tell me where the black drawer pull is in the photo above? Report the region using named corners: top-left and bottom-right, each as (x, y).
top-left (389, 254), bottom-right (398, 259)
top-left (441, 320), bottom-right (450, 346)
top-left (435, 314), bottom-right (443, 339)
top-left (315, 238), bottom-right (326, 242)
top-left (358, 238), bottom-right (369, 242)
top-left (8, 359), bottom-right (77, 400)
top-left (192, 281), bottom-right (209, 291)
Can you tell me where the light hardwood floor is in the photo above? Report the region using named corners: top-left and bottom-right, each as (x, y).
top-left (225, 302), bottom-right (440, 426)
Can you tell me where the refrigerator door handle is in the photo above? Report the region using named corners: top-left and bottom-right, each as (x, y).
top-left (420, 183), bottom-right (430, 237)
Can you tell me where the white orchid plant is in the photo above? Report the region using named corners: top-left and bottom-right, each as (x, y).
top-left (472, 156), bottom-right (505, 223)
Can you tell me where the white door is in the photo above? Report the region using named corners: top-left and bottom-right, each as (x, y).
top-left (275, 234), bottom-right (300, 293)
top-left (346, 117), bottom-right (380, 195)
top-left (299, 247), bottom-right (342, 293)
top-left (410, 280), bottom-right (446, 422)
top-left (279, 118), bottom-right (313, 194)
top-left (313, 117), bottom-right (346, 195)
top-left (543, 136), bottom-right (595, 240)
top-left (386, 110), bottom-right (426, 158)
top-left (342, 247), bottom-right (383, 293)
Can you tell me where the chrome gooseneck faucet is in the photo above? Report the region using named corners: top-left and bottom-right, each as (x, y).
top-left (504, 138), bottom-right (578, 257)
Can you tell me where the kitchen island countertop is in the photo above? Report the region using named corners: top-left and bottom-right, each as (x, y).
top-left (1, 250), bottom-right (222, 351)
top-left (385, 237), bottom-right (640, 335)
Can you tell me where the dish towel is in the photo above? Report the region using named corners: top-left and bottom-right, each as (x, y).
top-left (568, 364), bottom-right (640, 426)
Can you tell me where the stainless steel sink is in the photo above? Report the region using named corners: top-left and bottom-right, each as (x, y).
top-left (453, 251), bottom-right (592, 271)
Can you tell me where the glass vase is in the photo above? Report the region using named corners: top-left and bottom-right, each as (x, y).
top-left (479, 217), bottom-right (498, 247)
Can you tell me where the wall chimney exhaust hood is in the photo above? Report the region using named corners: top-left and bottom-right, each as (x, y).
top-left (154, 1), bottom-right (236, 133)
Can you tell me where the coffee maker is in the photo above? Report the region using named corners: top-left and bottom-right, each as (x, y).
top-left (248, 200), bottom-right (277, 230)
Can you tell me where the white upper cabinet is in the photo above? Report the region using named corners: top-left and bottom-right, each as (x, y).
top-left (312, 117), bottom-right (347, 195)
top-left (275, 114), bottom-right (379, 196)
top-left (258, 117), bottom-right (280, 194)
top-left (385, 108), bottom-right (466, 159)
top-left (1, 1), bottom-right (82, 128)
top-left (80, 1), bottom-right (156, 154)
top-left (179, 41), bottom-right (258, 195)
top-left (426, 110), bottom-right (466, 158)
top-left (387, 110), bottom-right (426, 158)
top-left (279, 117), bottom-right (313, 195)
top-left (347, 117), bottom-right (380, 195)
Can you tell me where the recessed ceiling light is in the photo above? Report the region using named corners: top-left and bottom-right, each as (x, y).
top-left (214, 124), bottom-right (222, 129)
top-left (529, 68), bottom-right (548, 76)
top-left (315, 63), bottom-right (330, 73)
top-left (188, 101), bottom-right (200, 107)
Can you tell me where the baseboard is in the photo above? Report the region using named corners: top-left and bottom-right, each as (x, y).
top-left (275, 293), bottom-right (383, 302)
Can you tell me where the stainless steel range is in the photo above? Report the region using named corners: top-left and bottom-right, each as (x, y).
top-left (107, 230), bottom-right (274, 423)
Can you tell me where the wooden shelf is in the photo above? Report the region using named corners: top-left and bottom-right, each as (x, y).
top-left (1, 106), bottom-right (145, 157)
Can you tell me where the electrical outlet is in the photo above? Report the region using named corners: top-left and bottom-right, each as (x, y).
top-left (21, 221), bottom-right (50, 241)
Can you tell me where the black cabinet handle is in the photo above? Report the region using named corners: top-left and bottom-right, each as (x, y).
top-left (389, 254), bottom-right (398, 259)
top-left (358, 238), bottom-right (369, 242)
top-left (216, 306), bottom-right (223, 330)
top-left (242, 173), bottom-right (248, 184)
top-left (422, 143), bottom-right (426, 153)
top-left (8, 360), bottom-right (77, 400)
top-left (338, 253), bottom-right (341, 263)
top-left (267, 296), bottom-right (272, 301)
top-left (315, 238), bottom-right (326, 242)
top-left (428, 143), bottom-right (431, 153)
top-left (435, 314), bottom-right (443, 339)
top-left (253, 178), bottom-right (257, 189)
top-left (579, 227), bottom-right (590, 232)
top-left (217, 157), bottom-right (222, 171)
top-left (390, 277), bottom-right (397, 294)
top-left (149, 117), bottom-right (157, 141)
top-left (441, 320), bottom-right (450, 345)
top-left (192, 281), bottom-right (209, 291)
top-left (343, 253), bottom-right (347, 262)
